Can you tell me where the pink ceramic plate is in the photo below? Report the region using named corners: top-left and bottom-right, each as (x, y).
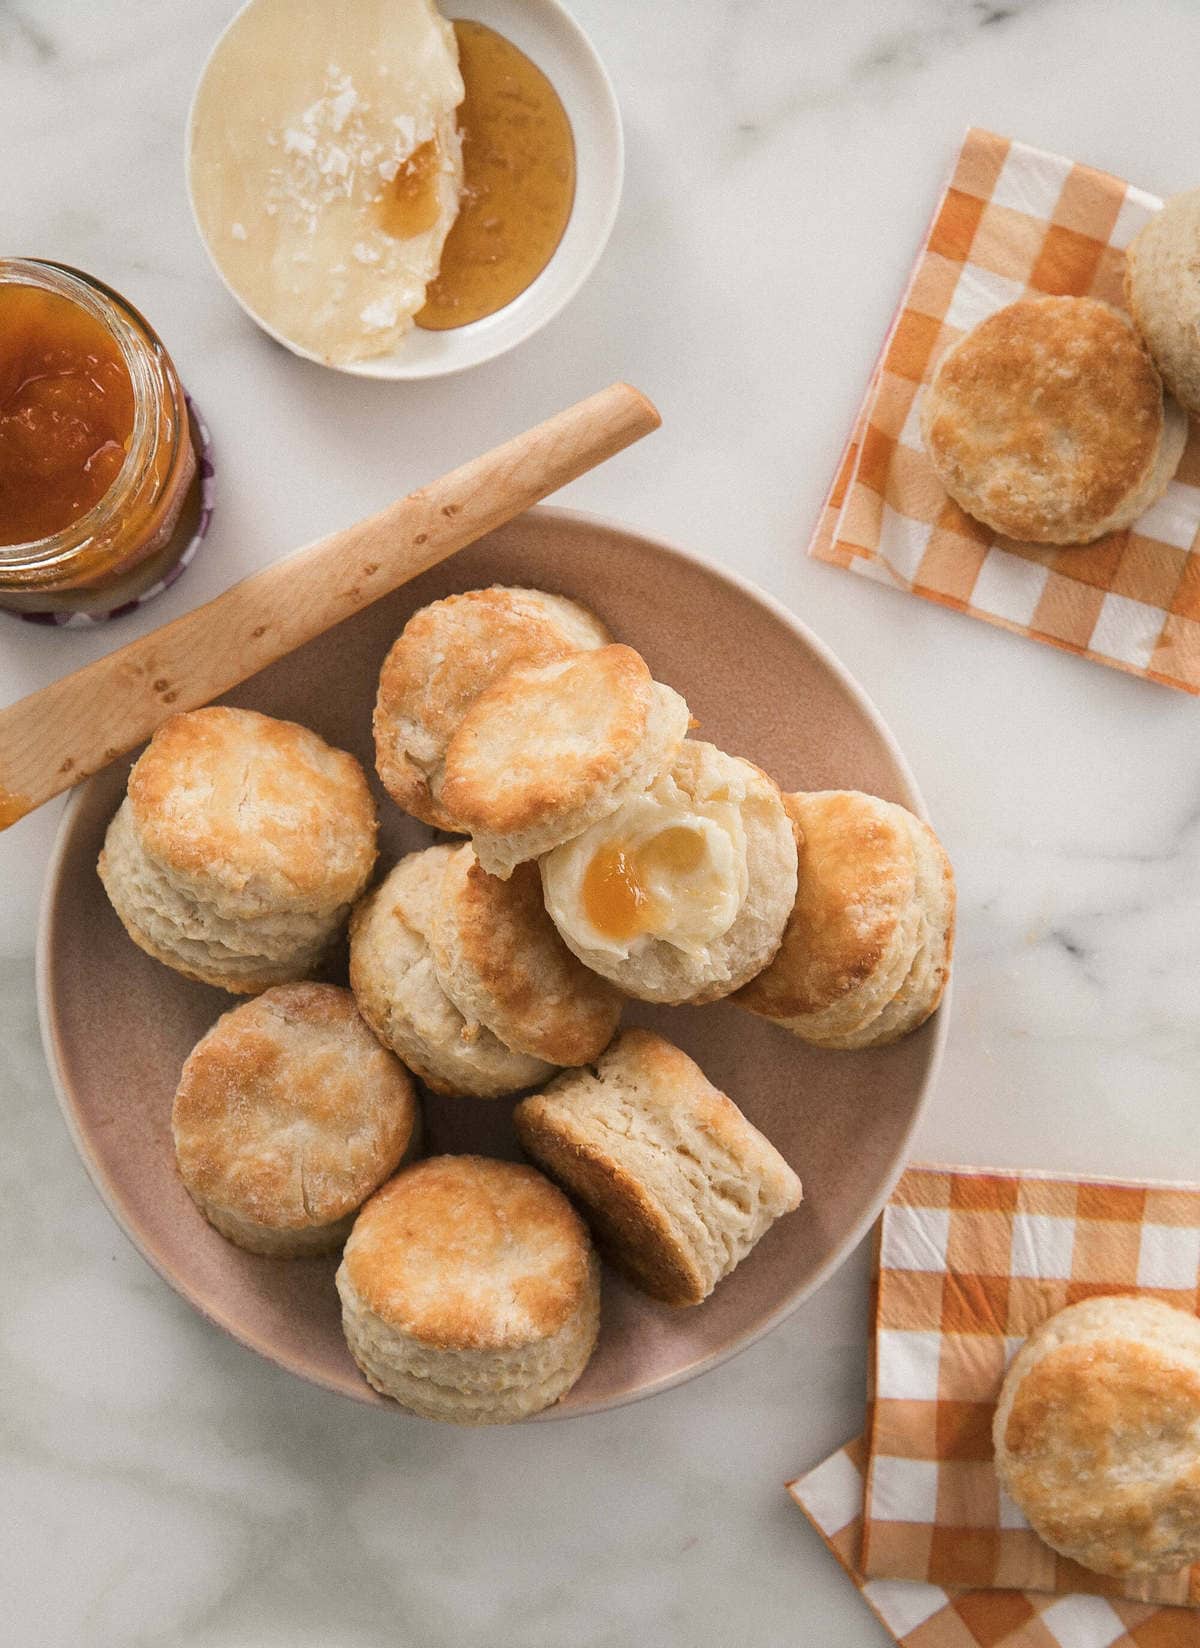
top-left (38, 507), bottom-right (947, 1417)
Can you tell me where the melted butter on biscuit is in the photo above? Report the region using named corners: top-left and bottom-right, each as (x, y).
top-left (545, 774), bottom-right (750, 960)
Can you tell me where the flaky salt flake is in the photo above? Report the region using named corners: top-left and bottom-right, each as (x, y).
top-left (360, 296), bottom-right (399, 331)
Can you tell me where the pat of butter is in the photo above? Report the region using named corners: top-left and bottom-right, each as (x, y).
top-left (543, 776), bottom-right (751, 960)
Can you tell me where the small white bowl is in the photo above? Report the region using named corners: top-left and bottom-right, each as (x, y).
top-left (186, 0), bottom-right (623, 380)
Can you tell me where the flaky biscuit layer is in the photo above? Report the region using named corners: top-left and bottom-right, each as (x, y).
top-left (515, 1029), bottom-right (801, 1307)
top-left (439, 646), bottom-right (690, 878)
top-left (336, 1155), bottom-right (600, 1423)
top-left (373, 586), bottom-right (609, 830)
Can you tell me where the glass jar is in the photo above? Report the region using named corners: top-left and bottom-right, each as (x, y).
top-left (0, 259), bottom-right (197, 615)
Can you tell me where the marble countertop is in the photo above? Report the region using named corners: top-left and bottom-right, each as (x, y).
top-left (7, 2), bottom-right (1200, 1642)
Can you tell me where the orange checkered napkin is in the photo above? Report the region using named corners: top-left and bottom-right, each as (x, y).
top-left (863, 1165), bottom-right (1200, 1608)
top-left (810, 128), bottom-right (1200, 694)
top-left (788, 1437), bottom-right (1192, 1648)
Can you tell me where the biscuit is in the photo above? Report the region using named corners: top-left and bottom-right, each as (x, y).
top-left (734, 791), bottom-right (954, 1050)
top-left (349, 847), bottom-right (556, 1098)
top-left (336, 1155), bottom-right (601, 1423)
top-left (438, 645), bottom-right (690, 878)
top-left (994, 1295), bottom-right (1200, 1577)
top-left (373, 586), bottom-right (610, 830)
top-left (514, 1029), bottom-right (802, 1307)
top-left (172, 983), bottom-right (420, 1255)
top-left (541, 742), bottom-right (797, 1004)
top-left (921, 296), bottom-right (1186, 544)
top-left (98, 707), bottom-right (377, 994)
top-left (432, 844), bottom-right (622, 1065)
top-left (1127, 190), bottom-right (1200, 416)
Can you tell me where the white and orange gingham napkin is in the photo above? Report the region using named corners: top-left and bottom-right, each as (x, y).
top-left (788, 1164), bottom-right (1200, 1646)
top-left (810, 128), bottom-right (1200, 694)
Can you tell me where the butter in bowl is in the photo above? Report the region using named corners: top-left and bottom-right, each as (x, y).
top-left (186, 0), bottom-right (624, 378)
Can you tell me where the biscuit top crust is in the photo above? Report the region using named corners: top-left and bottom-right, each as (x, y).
top-left (128, 706), bottom-right (377, 910)
top-left (433, 846), bottom-right (622, 1065)
top-left (1000, 1297), bottom-right (1200, 1576)
top-left (341, 1155), bottom-right (594, 1349)
top-left (922, 297), bottom-right (1165, 542)
top-left (373, 586), bottom-right (609, 828)
top-left (736, 791), bottom-right (916, 1019)
top-left (172, 983), bottom-right (417, 1228)
top-left (439, 645), bottom-right (663, 835)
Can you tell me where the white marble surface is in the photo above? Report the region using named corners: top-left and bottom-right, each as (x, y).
top-left (6, 2), bottom-right (1200, 1642)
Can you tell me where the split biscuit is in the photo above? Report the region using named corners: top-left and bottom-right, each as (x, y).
top-left (437, 644), bottom-right (690, 878)
top-left (540, 741), bottom-right (797, 1004)
top-left (994, 1295), bottom-right (1200, 1578)
top-left (734, 791), bottom-right (954, 1050)
top-left (432, 843), bottom-right (622, 1066)
top-left (336, 1154), bottom-right (601, 1423)
top-left (373, 585), bottom-right (609, 830)
top-left (98, 706), bottom-right (377, 994)
top-left (921, 296), bottom-right (1186, 544)
top-left (349, 847), bottom-right (555, 1098)
top-left (514, 1029), bottom-right (802, 1307)
top-left (172, 983), bottom-right (420, 1255)
top-left (1126, 189), bottom-right (1200, 415)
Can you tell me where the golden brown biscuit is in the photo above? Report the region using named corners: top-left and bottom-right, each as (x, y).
top-left (349, 848), bottom-right (556, 1099)
top-left (921, 296), bottom-right (1186, 544)
top-left (1126, 190), bottom-right (1200, 416)
top-left (439, 644), bottom-right (690, 877)
top-left (98, 707), bottom-right (377, 993)
top-left (994, 1296), bottom-right (1200, 1578)
top-left (734, 792), bottom-right (954, 1049)
top-left (172, 983), bottom-right (420, 1255)
top-left (336, 1155), bottom-right (601, 1423)
top-left (514, 1029), bottom-right (802, 1307)
top-left (373, 586), bottom-right (609, 830)
top-left (540, 741), bottom-right (797, 1005)
top-left (432, 844), bottom-right (622, 1065)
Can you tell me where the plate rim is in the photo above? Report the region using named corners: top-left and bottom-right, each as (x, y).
top-left (36, 503), bottom-right (949, 1419)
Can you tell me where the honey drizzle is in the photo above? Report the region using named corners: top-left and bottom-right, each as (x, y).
top-left (416, 20), bottom-right (576, 331)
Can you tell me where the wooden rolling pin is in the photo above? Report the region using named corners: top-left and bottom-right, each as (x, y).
top-left (0, 381), bottom-right (660, 830)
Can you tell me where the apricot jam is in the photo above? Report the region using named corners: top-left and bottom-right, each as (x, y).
top-left (582, 830), bottom-right (708, 943)
top-left (0, 261), bottom-right (196, 614)
top-left (416, 21), bottom-right (576, 330)
top-left (0, 283), bottom-right (135, 546)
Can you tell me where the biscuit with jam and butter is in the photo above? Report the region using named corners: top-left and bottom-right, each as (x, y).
top-left (540, 741), bottom-right (796, 1005)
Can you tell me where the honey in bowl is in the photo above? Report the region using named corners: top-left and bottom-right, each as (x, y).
top-left (415, 20), bottom-right (576, 330)
top-left (0, 283), bottom-right (135, 547)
